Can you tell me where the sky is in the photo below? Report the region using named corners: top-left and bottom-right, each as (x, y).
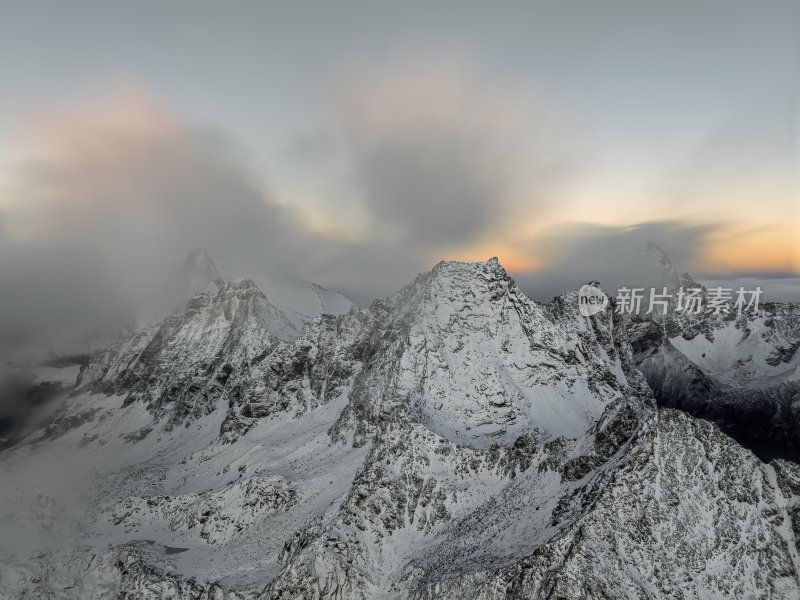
top-left (0, 0), bottom-right (799, 353)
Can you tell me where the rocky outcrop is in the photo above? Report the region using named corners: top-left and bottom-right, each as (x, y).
top-left (632, 296), bottom-right (800, 459)
top-left (2, 258), bottom-right (799, 599)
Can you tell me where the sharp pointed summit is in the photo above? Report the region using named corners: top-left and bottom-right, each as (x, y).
top-left (177, 247), bottom-right (226, 297)
top-left (2, 256), bottom-right (800, 599)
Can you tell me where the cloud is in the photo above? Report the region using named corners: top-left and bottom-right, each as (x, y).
top-left (514, 220), bottom-right (719, 301)
top-left (0, 88), bottom-right (310, 359)
top-left (3, 81), bottom-right (511, 357)
top-left (516, 219), bottom-right (799, 303)
top-left (333, 58), bottom-right (573, 249)
top-left (1, 75), bottom-right (762, 366)
top-left (7, 88), bottom-right (303, 272)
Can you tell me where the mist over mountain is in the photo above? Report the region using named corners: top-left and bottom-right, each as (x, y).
top-left (2, 2), bottom-right (799, 597)
top-left (1, 251), bottom-right (799, 598)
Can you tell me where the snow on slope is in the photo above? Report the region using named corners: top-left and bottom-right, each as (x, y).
top-left (326, 258), bottom-right (641, 449)
top-left (0, 391), bottom-right (371, 597)
top-left (628, 244), bottom-right (800, 456)
top-left (412, 409), bottom-right (800, 599)
top-left (668, 314), bottom-right (800, 387)
top-left (2, 257), bottom-right (800, 599)
top-left (632, 299), bottom-right (800, 456)
top-left (178, 247), bottom-right (355, 327)
top-left (260, 275), bottom-right (355, 332)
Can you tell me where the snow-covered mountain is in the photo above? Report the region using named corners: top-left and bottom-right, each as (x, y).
top-left (627, 250), bottom-right (800, 460)
top-left (0, 249), bottom-right (354, 455)
top-left (176, 247), bottom-right (355, 333)
top-left (2, 258), bottom-right (800, 598)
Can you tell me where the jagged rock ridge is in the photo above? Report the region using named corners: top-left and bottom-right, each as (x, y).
top-left (1, 257), bottom-right (799, 599)
top-left (627, 245), bottom-right (800, 460)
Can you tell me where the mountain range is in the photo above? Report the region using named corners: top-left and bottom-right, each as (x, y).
top-left (1, 251), bottom-right (799, 599)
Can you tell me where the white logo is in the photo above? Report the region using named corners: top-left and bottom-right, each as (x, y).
top-left (578, 284), bottom-right (608, 317)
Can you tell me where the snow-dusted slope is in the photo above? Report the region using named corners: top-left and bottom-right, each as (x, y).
top-left (628, 256), bottom-right (800, 457)
top-left (2, 258), bottom-right (799, 599)
top-left (325, 258), bottom-right (640, 448)
top-left (412, 409), bottom-right (800, 599)
top-left (177, 247), bottom-right (355, 331)
top-left (261, 275), bottom-right (356, 332)
top-left (664, 303), bottom-right (800, 387)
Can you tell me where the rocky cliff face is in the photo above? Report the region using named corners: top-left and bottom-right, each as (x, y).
top-left (410, 408), bottom-right (800, 599)
top-left (626, 255), bottom-right (800, 459)
top-left (1, 258), bottom-right (799, 599)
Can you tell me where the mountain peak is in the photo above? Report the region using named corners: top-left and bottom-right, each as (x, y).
top-left (642, 241), bottom-right (680, 290)
top-left (386, 257), bottom-right (514, 311)
top-left (430, 256), bottom-right (508, 280)
top-left (178, 248), bottom-right (225, 296)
